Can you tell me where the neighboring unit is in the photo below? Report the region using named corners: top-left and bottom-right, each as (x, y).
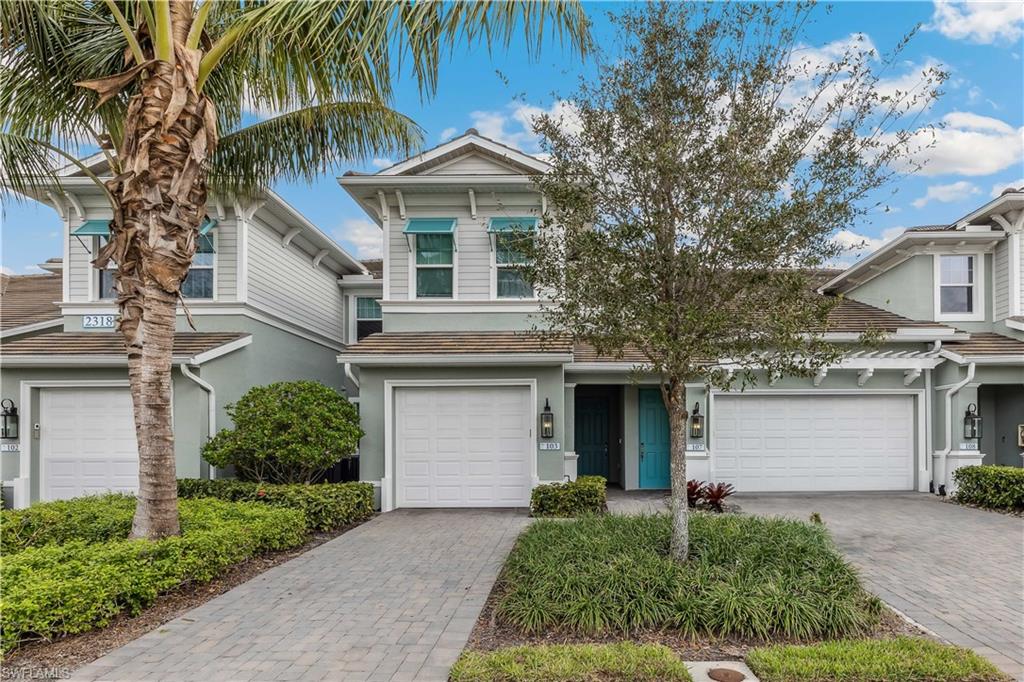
top-left (338, 130), bottom-right (1024, 510)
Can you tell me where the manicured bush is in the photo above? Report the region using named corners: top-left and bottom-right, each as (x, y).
top-left (530, 476), bottom-right (606, 517)
top-left (1, 499), bottom-right (306, 653)
top-left (177, 479), bottom-right (374, 531)
top-left (0, 494), bottom-right (137, 555)
top-left (450, 643), bottom-right (693, 682)
top-left (952, 465), bottom-right (1024, 511)
top-left (496, 513), bottom-right (880, 639)
top-left (746, 637), bottom-right (1008, 682)
top-left (201, 380), bottom-right (363, 483)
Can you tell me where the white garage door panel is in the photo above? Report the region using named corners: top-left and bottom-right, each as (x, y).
top-left (41, 387), bottom-right (139, 501)
top-left (713, 395), bottom-right (914, 492)
top-left (396, 386), bottom-right (532, 508)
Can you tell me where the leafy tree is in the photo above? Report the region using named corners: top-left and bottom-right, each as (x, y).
top-left (529, 1), bottom-right (943, 561)
top-left (0, 0), bottom-right (589, 538)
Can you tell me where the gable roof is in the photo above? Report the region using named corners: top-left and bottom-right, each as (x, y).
top-left (370, 129), bottom-right (550, 177)
top-left (0, 272), bottom-right (62, 335)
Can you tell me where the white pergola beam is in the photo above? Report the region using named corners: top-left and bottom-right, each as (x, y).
top-left (903, 369), bottom-right (922, 386)
top-left (857, 368), bottom-right (874, 387)
top-left (813, 367), bottom-right (828, 386)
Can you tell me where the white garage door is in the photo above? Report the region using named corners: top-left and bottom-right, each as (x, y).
top-left (713, 394), bottom-right (914, 492)
top-left (41, 387), bottom-right (139, 501)
top-left (395, 385), bottom-right (533, 508)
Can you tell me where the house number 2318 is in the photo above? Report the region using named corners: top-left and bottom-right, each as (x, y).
top-left (82, 314), bottom-right (116, 329)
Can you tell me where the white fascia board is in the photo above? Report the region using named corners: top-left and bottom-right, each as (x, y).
top-left (188, 335), bottom-right (253, 365)
top-left (0, 319), bottom-right (63, 339)
top-left (379, 300), bottom-right (543, 314)
top-left (339, 175), bottom-right (539, 190)
top-left (1, 355), bottom-right (192, 367)
top-left (336, 353), bottom-right (572, 366)
top-left (940, 348), bottom-right (1024, 366)
top-left (337, 277), bottom-right (383, 289)
top-left (373, 135), bottom-right (550, 176)
top-left (260, 189), bottom-right (367, 275)
top-left (951, 191), bottom-right (1024, 227)
top-left (1005, 318), bottom-right (1024, 332)
top-left (566, 362), bottom-right (653, 372)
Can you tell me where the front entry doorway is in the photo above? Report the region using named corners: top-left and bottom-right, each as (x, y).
top-left (574, 386), bottom-right (623, 485)
top-left (638, 387), bottom-right (671, 489)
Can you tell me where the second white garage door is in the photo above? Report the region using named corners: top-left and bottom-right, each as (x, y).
top-left (712, 394), bottom-right (915, 492)
top-left (40, 387), bottom-right (139, 501)
top-left (395, 385), bottom-right (533, 508)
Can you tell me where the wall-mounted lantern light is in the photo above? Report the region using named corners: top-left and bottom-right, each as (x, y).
top-left (1, 399), bottom-right (18, 439)
top-left (690, 402), bottom-right (704, 440)
top-left (963, 403), bottom-right (982, 441)
top-left (540, 399), bottom-right (554, 439)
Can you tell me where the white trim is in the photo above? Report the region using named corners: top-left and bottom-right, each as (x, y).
top-left (1009, 232), bottom-right (1022, 316)
top-left (381, 196), bottom-right (391, 300)
top-left (940, 348), bottom-right (1024, 366)
top-left (379, 300), bottom-right (542, 314)
top-left (187, 335), bottom-right (253, 365)
top-left (1006, 317), bottom-right (1024, 332)
top-left (61, 213), bottom-right (71, 302)
top-left (179, 363), bottom-right (216, 477)
top-left (0, 319), bottom-right (63, 339)
top-left (337, 352), bottom-right (572, 366)
top-left (235, 201), bottom-right (250, 303)
top-left (409, 233), bottom-right (458, 301)
top-left (382, 378), bottom-right (538, 512)
top-left (281, 227), bottom-right (302, 247)
top-left (2, 355), bottom-right (196, 367)
top-left (373, 134), bottom-right (550, 176)
top-left (934, 253), bottom-right (985, 322)
top-left (312, 249), bottom-right (330, 269)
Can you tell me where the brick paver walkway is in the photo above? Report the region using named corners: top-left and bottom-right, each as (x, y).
top-left (735, 493), bottom-right (1024, 680)
top-left (71, 509), bottom-right (530, 682)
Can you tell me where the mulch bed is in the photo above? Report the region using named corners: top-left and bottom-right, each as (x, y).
top-left (2, 520), bottom-right (372, 680)
top-left (466, 575), bottom-right (927, 662)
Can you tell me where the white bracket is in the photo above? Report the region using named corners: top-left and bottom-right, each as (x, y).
top-left (857, 368), bottom-right (874, 387)
top-left (282, 227), bottom-right (302, 247)
top-left (541, 194), bottom-right (548, 215)
top-left (312, 249), bottom-right (329, 269)
top-left (991, 213), bottom-right (1011, 232)
top-left (46, 191), bottom-right (67, 220)
top-left (903, 368), bottom-right (922, 386)
top-left (768, 371), bottom-right (780, 387)
top-left (813, 367), bottom-right (828, 387)
top-left (65, 193), bottom-right (85, 220)
top-left (395, 190), bottom-right (406, 221)
top-left (214, 197), bottom-right (226, 221)
top-left (376, 190), bottom-right (389, 220)
top-left (468, 189), bottom-right (477, 219)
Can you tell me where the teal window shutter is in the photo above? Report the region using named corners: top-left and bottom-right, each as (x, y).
top-left (199, 217), bottom-right (218, 235)
top-left (72, 219), bottom-right (111, 236)
top-left (403, 218), bottom-right (456, 234)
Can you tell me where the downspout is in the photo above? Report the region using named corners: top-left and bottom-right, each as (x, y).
top-left (180, 363), bottom-right (217, 479)
top-left (934, 360), bottom-right (975, 495)
top-left (344, 362), bottom-right (360, 391)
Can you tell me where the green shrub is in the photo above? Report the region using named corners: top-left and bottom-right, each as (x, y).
top-left (177, 479), bottom-right (374, 531)
top-left (530, 476), bottom-right (606, 517)
top-left (746, 637), bottom-right (1009, 682)
top-left (201, 380), bottom-right (363, 483)
top-left (496, 513), bottom-right (880, 639)
top-left (1, 499), bottom-right (306, 653)
top-left (0, 494), bottom-right (137, 555)
top-left (451, 643), bottom-right (693, 682)
top-left (953, 465), bottom-right (1024, 511)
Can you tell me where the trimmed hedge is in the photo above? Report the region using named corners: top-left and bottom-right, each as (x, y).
top-left (746, 637), bottom-right (1008, 682)
top-left (451, 643), bottom-right (693, 682)
top-left (953, 465), bottom-right (1024, 511)
top-left (177, 479), bottom-right (375, 531)
top-left (530, 476), bottom-right (606, 517)
top-left (1, 498), bottom-right (306, 653)
top-left (1, 494), bottom-right (137, 555)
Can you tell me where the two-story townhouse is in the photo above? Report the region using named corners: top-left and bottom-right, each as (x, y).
top-left (338, 130), bottom-right (1023, 512)
top-left (1, 154), bottom-right (381, 508)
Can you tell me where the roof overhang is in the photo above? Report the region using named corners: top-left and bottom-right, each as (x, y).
top-left (337, 352), bottom-right (572, 366)
top-left (939, 349), bottom-right (1024, 366)
top-left (374, 134), bottom-right (550, 176)
top-left (0, 319), bottom-right (63, 339)
top-left (0, 334), bottom-right (252, 368)
top-left (817, 328), bottom-right (970, 342)
top-left (950, 190), bottom-right (1024, 228)
top-left (821, 230), bottom-right (1007, 294)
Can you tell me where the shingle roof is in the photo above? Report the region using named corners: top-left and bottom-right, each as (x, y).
top-left (944, 333), bottom-right (1024, 357)
top-left (823, 298), bottom-right (951, 333)
top-left (572, 343), bottom-right (652, 364)
top-left (341, 331), bottom-right (572, 355)
top-left (0, 273), bottom-right (62, 331)
top-left (361, 259), bottom-right (383, 279)
top-left (1, 332), bottom-right (249, 357)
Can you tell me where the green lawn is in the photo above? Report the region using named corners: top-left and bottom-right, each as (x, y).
top-left (746, 637), bottom-right (1010, 682)
top-left (450, 643), bottom-right (693, 682)
top-left (496, 513), bottom-right (880, 639)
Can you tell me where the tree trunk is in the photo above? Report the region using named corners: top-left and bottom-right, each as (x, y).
top-left (665, 381), bottom-right (689, 562)
top-left (96, 7), bottom-right (217, 538)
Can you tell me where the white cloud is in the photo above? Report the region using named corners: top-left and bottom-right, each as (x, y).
top-left (370, 158), bottom-right (393, 170)
top-left (439, 127), bottom-right (458, 142)
top-left (1, 266), bottom-right (14, 276)
top-left (831, 226), bottom-right (906, 266)
top-left (335, 218), bottom-right (382, 260)
top-left (990, 178), bottom-right (1024, 197)
top-left (926, 1), bottom-right (1024, 45)
top-left (890, 111), bottom-right (1024, 177)
top-left (467, 100), bottom-right (580, 153)
top-left (911, 181), bottom-right (980, 208)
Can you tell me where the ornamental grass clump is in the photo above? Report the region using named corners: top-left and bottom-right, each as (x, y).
top-left (496, 513), bottom-right (879, 639)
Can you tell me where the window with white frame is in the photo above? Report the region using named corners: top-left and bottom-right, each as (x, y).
top-left (495, 232), bottom-right (534, 298)
top-left (937, 254), bottom-right (977, 316)
top-left (97, 236), bottom-right (118, 300)
top-left (355, 296), bottom-right (382, 340)
top-left (99, 233), bottom-right (215, 300)
top-left (415, 234), bottom-right (454, 298)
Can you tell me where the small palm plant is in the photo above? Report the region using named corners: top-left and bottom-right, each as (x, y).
top-left (1, 0), bottom-right (589, 539)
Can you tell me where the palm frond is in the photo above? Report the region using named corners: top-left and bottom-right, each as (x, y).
top-left (210, 101), bottom-right (423, 198)
top-left (0, 131), bottom-right (110, 203)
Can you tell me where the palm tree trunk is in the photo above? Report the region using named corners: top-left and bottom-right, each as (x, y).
top-left (666, 381), bottom-right (689, 562)
top-left (97, 9), bottom-right (217, 537)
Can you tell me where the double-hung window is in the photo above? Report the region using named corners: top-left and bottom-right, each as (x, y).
top-left (488, 217), bottom-right (538, 299)
top-left (404, 218), bottom-right (457, 299)
top-left (355, 297), bottom-right (382, 340)
top-left (937, 254), bottom-right (980, 319)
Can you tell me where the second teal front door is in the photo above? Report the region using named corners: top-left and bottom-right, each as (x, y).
top-left (638, 388), bottom-right (671, 489)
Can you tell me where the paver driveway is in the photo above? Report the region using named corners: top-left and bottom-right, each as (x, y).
top-left (737, 493), bottom-right (1023, 680)
top-left (71, 509), bottom-right (530, 682)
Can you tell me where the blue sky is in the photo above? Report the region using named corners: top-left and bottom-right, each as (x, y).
top-left (2, 1), bottom-right (1022, 274)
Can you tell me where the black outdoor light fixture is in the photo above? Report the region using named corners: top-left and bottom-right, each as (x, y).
top-left (963, 403), bottom-right (982, 441)
top-left (540, 399), bottom-right (554, 439)
top-left (1, 399), bottom-right (18, 440)
top-left (690, 402), bottom-right (704, 440)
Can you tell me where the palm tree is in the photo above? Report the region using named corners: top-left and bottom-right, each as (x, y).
top-left (1, 0), bottom-right (589, 539)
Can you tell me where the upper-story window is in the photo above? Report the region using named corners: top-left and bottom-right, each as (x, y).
top-left (936, 254), bottom-right (982, 320)
top-left (355, 296), bottom-right (382, 340)
top-left (489, 217), bottom-right (538, 299)
top-left (404, 219), bottom-right (457, 299)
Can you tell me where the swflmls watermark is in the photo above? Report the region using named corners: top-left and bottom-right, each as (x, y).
top-left (1, 667), bottom-right (72, 680)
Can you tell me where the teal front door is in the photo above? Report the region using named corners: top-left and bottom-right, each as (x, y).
top-left (638, 388), bottom-right (671, 489)
top-left (575, 396), bottom-right (609, 477)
